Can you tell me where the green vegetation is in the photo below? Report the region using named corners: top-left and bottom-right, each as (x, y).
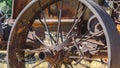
top-left (0, 0), bottom-right (12, 17)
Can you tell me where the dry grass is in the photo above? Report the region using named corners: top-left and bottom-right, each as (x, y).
top-left (0, 51), bottom-right (107, 68)
top-left (25, 60), bottom-right (107, 68)
top-left (0, 60), bottom-right (107, 68)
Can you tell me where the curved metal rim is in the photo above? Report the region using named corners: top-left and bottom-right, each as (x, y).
top-left (7, 0), bottom-right (120, 68)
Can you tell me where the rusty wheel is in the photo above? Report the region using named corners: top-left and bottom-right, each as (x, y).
top-left (7, 0), bottom-right (120, 68)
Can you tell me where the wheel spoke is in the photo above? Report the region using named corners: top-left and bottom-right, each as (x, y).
top-left (73, 36), bottom-right (84, 56)
top-left (86, 39), bottom-right (105, 46)
top-left (38, 15), bottom-right (57, 44)
top-left (56, 0), bottom-right (64, 44)
top-left (65, 2), bottom-right (80, 38)
top-left (75, 59), bottom-right (89, 68)
top-left (74, 58), bottom-right (83, 65)
top-left (27, 31), bottom-right (45, 42)
top-left (66, 4), bottom-right (86, 38)
top-left (27, 37), bottom-right (35, 42)
top-left (79, 30), bottom-right (104, 44)
top-left (73, 57), bottom-right (89, 68)
top-left (69, 56), bottom-right (81, 59)
top-left (32, 32), bottom-right (47, 46)
top-left (83, 57), bottom-right (108, 65)
top-left (7, 0), bottom-right (120, 68)
top-left (38, 1), bottom-right (56, 45)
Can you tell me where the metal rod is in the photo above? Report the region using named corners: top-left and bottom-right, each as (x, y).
top-left (35, 19), bottom-right (74, 23)
top-left (38, 1), bottom-right (55, 45)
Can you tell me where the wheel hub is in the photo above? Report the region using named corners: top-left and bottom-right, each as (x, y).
top-left (39, 49), bottom-right (70, 65)
top-left (38, 36), bottom-right (73, 65)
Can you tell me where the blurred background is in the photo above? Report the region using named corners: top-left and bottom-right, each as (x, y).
top-left (0, 0), bottom-right (12, 17)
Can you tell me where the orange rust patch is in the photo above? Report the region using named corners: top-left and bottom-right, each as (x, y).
top-left (117, 24), bottom-right (120, 32)
top-left (17, 27), bottom-right (25, 34)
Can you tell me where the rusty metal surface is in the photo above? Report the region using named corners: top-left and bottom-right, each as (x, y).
top-left (1, 0), bottom-right (119, 68)
top-left (12, 0), bottom-right (31, 19)
top-left (6, 0), bottom-right (120, 68)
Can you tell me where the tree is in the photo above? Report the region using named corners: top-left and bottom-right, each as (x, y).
top-left (0, 0), bottom-right (12, 17)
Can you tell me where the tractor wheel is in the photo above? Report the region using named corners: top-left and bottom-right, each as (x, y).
top-left (7, 0), bottom-right (120, 68)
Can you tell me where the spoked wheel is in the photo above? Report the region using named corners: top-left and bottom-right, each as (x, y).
top-left (7, 0), bottom-right (120, 68)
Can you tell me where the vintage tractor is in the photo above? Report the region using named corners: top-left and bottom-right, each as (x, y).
top-left (0, 0), bottom-right (119, 68)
